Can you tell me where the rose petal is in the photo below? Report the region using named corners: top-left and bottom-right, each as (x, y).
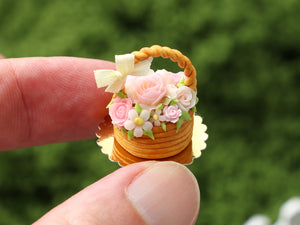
top-left (128, 109), bottom-right (138, 121)
top-left (143, 121), bottom-right (153, 131)
top-left (140, 110), bottom-right (150, 121)
top-left (176, 86), bottom-right (197, 111)
top-left (124, 120), bottom-right (135, 130)
top-left (126, 73), bottom-right (167, 110)
top-left (134, 127), bottom-right (143, 137)
top-left (115, 54), bottom-right (134, 75)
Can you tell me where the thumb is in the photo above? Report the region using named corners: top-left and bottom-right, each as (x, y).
top-left (33, 161), bottom-right (200, 225)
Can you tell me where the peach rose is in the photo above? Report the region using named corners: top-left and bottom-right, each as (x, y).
top-left (109, 97), bottom-right (133, 128)
top-left (176, 86), bottom-right (197, 111)
top-left (163, 105), bottom-right (182, 123)
top-left (125, 72), bottom-right (167, 110)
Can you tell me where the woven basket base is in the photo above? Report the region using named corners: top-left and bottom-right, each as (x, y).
top-left (110, 138), bottom-right (193, 166)
top-left (113, 111), bottom-right (194, 159)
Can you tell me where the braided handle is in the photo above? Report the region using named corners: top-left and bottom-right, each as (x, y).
top-left (132, 45), bottom-right (197, 91)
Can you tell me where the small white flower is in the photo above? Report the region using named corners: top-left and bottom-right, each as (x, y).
top-left (150, 109), bottom-right (166, 126)
top-left (94, 54), bottom-right (153, 93)
top-left (124, 109), bottom-right (153, 137)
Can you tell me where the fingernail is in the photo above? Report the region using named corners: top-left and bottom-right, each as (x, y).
top-left (126, 162), bottom-right (200, 225)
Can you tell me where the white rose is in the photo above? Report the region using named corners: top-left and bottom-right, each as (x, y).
top-left (176, 86), bottom-right (197, 111)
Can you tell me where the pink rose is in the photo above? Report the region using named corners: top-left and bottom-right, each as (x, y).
top-left (163, 105), bottom-right (182, 123)
top-left (125, 72), bottom-right (167, 110)
top-left (176, 86), bottom-right (197, 111)
top-left (109, 97), bottom-right (133, 128)
top-left (156, 69), bottom-right (186, 86)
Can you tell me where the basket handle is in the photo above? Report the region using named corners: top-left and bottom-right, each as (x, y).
top-left (132, 45), bottom-right (197, 91)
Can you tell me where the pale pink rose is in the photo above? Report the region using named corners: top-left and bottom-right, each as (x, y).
top-left (109, 97), bottom-right (133, 128)
top-left (171, 71), bottom-right (186, 85)
top-left (125, 73), bottom-right (167, 110)
top-left (176, 86), bottom-right (197, 111)
top-left (156, 69), bottom-right (186, 86)
top-left (163, 105), bottom-right (182, 123)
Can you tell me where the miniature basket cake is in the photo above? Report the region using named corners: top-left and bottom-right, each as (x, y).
top-left (95, 45), bottom-right (208, 166)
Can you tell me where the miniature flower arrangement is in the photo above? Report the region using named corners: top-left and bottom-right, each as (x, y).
top-left (95, 45), bottom-right (208, 166)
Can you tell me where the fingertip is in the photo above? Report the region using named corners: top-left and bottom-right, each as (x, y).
top-left (127, 161), bottom-right (200, 225)
top-left (0, 57), bottom-right (115, 150)
top-left (34, 161), bottom-right (200, 225)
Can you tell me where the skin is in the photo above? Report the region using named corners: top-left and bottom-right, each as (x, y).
top-left (0, 57), bottom-right (200, 225)
top-left (0, 57), bottom-right (114, 150)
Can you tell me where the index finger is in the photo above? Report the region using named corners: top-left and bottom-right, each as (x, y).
top-left (0, 57), bottom-right (114, 151)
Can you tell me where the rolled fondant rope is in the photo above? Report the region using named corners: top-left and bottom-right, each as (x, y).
top-left (132, 45), bottom-right (197, 91)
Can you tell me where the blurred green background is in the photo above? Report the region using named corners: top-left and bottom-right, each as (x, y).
top-left (0, 0), bottom-right (300, 224)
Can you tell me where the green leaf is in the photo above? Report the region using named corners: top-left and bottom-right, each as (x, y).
top-left (177, 77), bottom-right (185, 88)
top-left (106, 99), bottom-right (113, 109)
top-left (181, 110), bottom-right (192, 121)
top-left (177, 83), bottom-right (185, 88)
top-left (176, 117), bottom-right (185, 132)
top-left (121, 128), bottom-right (127, 136)
top-left (176, 111), bottom-right (192, 132)
top-left (170, 99), bottom-right (179, 105)
top-left (143, 130), bottom-right (155, 140)
top-left (157, 103), bottom-right (163, 111)
top-left (191, 106), bottom-right (197, 112)
top-left (196, 97), bottom-right (199, 104)
top-left (161, 122), bottom-right (166, 132)
top-left (128, 130), bottom-right (134, 140)
top-left (116, 92), bottom-right (128, 98)
top-left (135, 103), bottom-right (142, 114)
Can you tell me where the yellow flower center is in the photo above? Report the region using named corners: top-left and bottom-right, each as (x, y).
top-left (134, 117), bottom-right (144, 126)
top-left (153, 114), bottom-right (159, 121)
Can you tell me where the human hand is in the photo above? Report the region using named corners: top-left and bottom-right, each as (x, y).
top-left (0, 57), bottom-right (200, 225)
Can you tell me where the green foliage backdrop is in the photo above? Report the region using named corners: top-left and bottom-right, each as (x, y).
top-left (1, 0), bottom-right (300, 224)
